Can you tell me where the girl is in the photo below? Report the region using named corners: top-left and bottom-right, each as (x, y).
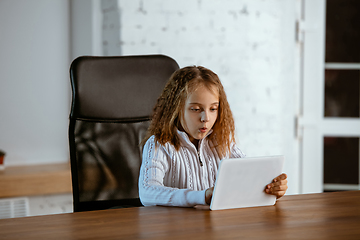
top-left (138, 66), bottom-right (288, 207)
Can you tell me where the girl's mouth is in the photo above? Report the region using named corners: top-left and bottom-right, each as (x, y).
top-left (199, 127), bottom-right (207, 133)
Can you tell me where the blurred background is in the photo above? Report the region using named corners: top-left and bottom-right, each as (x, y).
top-left (0, 0), bottom-right (359, 217)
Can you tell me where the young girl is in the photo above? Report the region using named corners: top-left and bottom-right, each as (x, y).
top-left (138, 66), bottom-right (288, 207)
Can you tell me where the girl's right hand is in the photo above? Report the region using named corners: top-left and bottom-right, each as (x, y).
top-left (205, 187), bottom-right (214, 205)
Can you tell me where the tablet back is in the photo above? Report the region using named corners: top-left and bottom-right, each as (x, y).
top-left (210, 155), bottom-right (284, 210)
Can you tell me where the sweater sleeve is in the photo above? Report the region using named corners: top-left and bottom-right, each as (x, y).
top-left (230, 143), bottom-right (246, 158)
top-left (138, 137), bottom-right (206, 207)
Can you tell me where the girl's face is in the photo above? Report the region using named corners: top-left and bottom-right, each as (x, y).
top-left (180, 84), bottom-right (219, 146)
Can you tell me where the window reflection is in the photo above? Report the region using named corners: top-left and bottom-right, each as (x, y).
top-left (324, 69), bottom-right (359, 117)
top-left (326, 0), bottom-right (360, 63)
top-left (324, 137), bottom-right (359, 185)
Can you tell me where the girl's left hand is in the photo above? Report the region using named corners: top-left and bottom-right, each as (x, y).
top-left (265, 173), bottom-right (288, 199)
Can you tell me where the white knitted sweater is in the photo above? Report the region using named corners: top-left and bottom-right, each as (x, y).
top-left (138, 129), bottom-right (245, 207)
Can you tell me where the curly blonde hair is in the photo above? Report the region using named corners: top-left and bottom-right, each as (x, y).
top-left (142, 66), bottom-right (236, 158)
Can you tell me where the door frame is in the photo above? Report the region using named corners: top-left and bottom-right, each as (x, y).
top-left (298, 0), bottom-right (360, 193)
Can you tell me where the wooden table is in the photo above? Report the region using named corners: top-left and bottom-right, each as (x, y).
top-left (1, 191), bottom-right (360, 239)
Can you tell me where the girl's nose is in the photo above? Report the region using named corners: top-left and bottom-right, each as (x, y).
top-left (201, 111), bottom-right (209, 122)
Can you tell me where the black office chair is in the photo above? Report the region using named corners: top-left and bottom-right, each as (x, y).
top-left (69, 55), bottom-right (179, 212)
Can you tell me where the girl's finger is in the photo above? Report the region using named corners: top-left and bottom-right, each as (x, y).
top-left (269, 179), bottom-right (288, 189)
top-left (276, 191), bottom-right (286, 199)
top-left (271, 184), bottom-right (288, 191)
top-left (273, 173), bottom-right (287, 182)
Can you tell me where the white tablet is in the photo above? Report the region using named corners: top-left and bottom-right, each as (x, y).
top-left (210, 155), bottom-right (284, 210)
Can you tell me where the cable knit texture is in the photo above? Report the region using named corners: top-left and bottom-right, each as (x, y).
top-left (138, 129), bottom-right (246, 207)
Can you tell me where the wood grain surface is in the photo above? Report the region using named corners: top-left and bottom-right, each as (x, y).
top-left (0, 191), bottom-right (359, 239)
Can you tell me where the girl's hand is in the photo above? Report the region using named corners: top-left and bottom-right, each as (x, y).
top-left (205, 187), bottom-right (214, 205)
top-left (265, 173), bottom-right (288, 199)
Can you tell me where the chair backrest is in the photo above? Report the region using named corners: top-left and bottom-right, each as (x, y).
top-left (69, 55), bottom-right (179, 212)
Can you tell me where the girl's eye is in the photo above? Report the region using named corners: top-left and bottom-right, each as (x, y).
top-left (191, 108), bottom-right (200, 112)
top-left (211, 108), bottom-right (218, 112)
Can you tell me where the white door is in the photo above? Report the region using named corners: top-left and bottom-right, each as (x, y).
top-left (298, 0), bottom-right (360, 193)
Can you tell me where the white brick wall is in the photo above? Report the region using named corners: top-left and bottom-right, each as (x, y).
top-left (102, 0), bottom-right (299, 193)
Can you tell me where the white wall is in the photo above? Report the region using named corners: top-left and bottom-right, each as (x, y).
top-left (71, 0), bottom-right (103, 60)
top-left (103, 0), bottom-right (299, 194)
top-left (0, 0), bottom-right (70, 166)
top-left (0, 0), bottom-right (301, 194)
